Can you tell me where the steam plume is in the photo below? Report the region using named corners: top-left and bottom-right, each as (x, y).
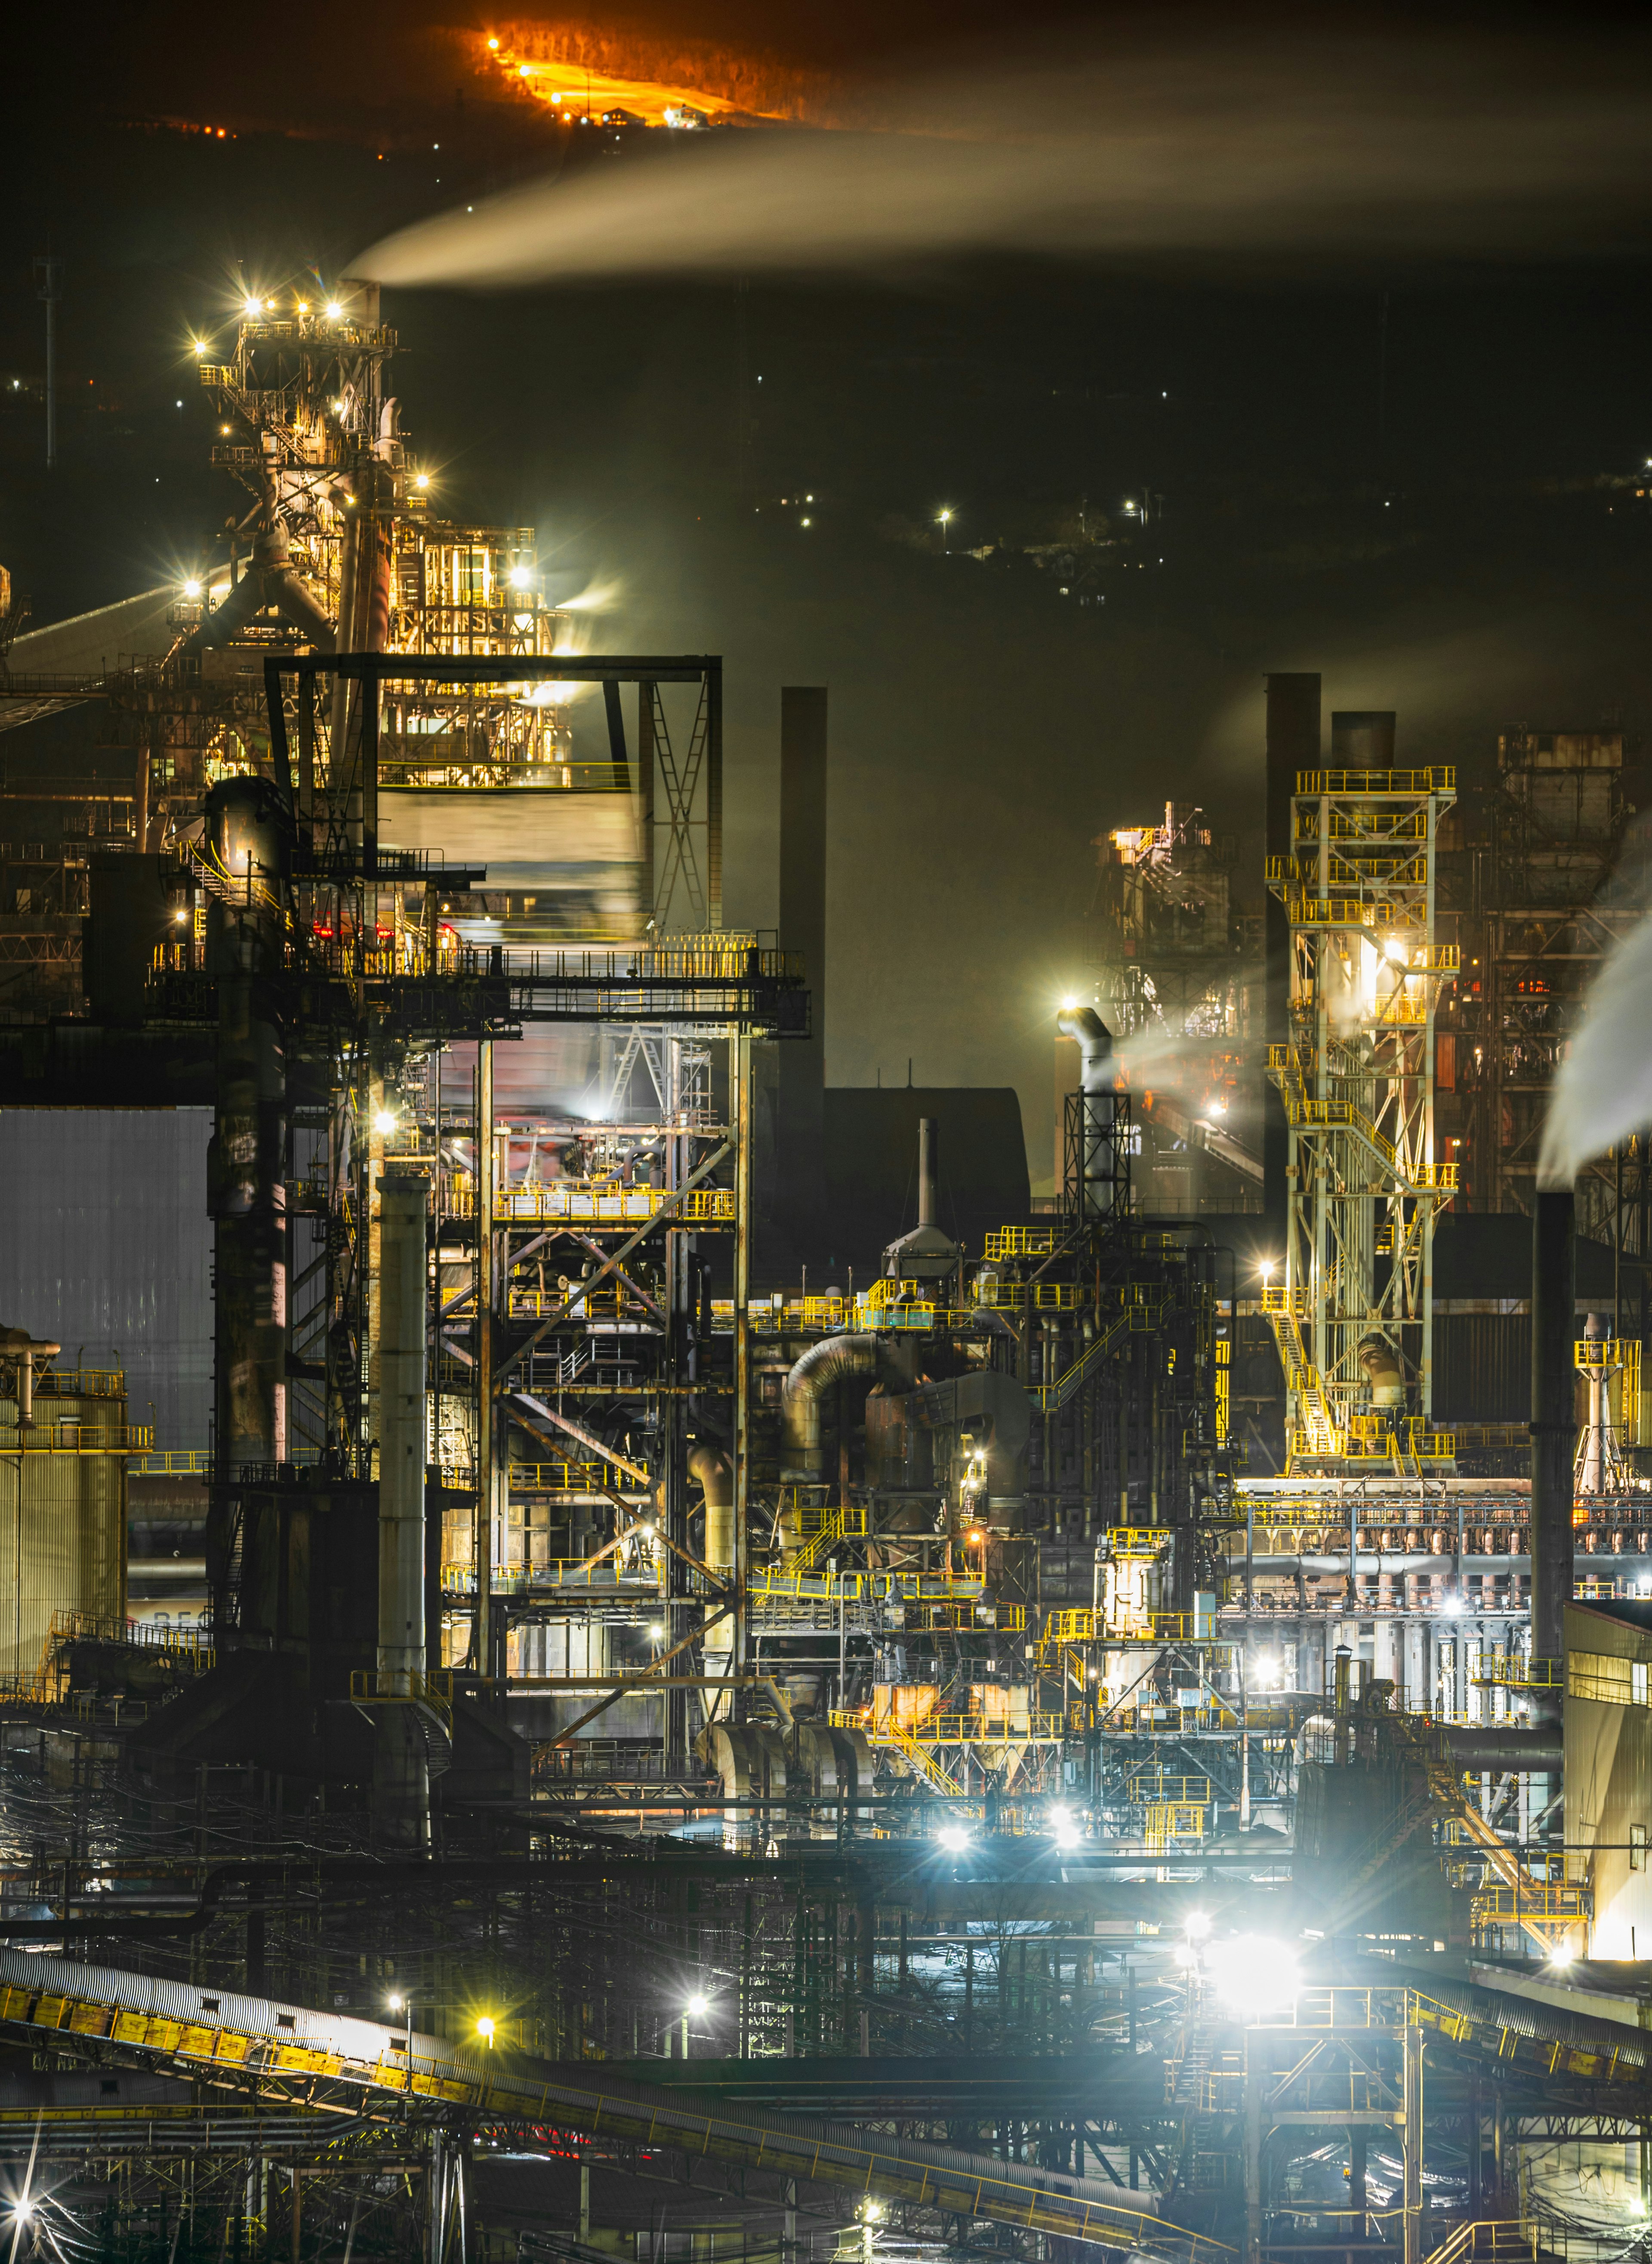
top-left (356, 31), bottom-right (1652, 287)
top-left (1538, 916), bottom-right (1652, 1192)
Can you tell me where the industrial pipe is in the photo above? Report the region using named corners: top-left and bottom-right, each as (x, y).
top-left (690, 1443), bottom-right (735, 1583)
top-left (691, 1442), bottom-right (736, 1674)
top-left (781, 1334), bottom-right (900, 1481)
top-left (1531, 1190), bottom-right (1576, 1668)
top-left (1443, 1728), bottom-right (1563, 1773)
top-left (0, 1328), bottom-right (61, 1427)
top-left (1055, 1006), bottom-right (1117, 1217)
top-left (1356, 1333), bottom-right (1407, 1414)
top-left (1235, 1553), bottom-right (1439, 1575)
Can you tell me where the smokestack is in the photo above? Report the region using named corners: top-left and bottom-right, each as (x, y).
top-left (33, 257), bottom-right (60, 472)
top-left (375, 1172), bottom-right (430, 1848)
top-left (1530, 1190), bottom-right (1576, 1666)
top-left (1264, 675), bottom-right (1319, 1253)
top-left (778, 687), bottom-right (827, 1256)
top-left (918, 1116), bottom-right (937, 1229)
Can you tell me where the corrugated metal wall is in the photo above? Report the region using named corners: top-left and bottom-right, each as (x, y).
top-left (0, 1109), bottom-right (211, 1451)
top-left (0, 1389), bottom-right (125, 1675)
top-left (1433, 1315), bottom-right (1530, 1423)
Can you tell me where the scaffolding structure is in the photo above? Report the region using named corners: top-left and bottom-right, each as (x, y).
top-left (1090, 801), bottom-right (1263, 1216)
top-left (1265, 763), bottom-right (1459, 1468)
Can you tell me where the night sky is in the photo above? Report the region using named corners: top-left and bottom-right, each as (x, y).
top-left (6, 2), bottom-right (1652, 1183)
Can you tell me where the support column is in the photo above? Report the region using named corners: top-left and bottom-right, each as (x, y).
top-left (1244, 2029), bottom-right (1264, 2264)
top-left (1402, 2017), bottom-right (1424, 2264)
top-left (1264, 674), bottom-right (1320, 1255)
top-left (734, 1029), bottom-right (752, 1677)
top-left (475, 1044), bottom-right (495, 1686)
top-left (638, 683), bottom-right (656, 929)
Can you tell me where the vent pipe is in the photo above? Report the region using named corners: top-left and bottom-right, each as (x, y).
top-left (1055, 1006), bottom-right (1117, 1216)
top-left (918, 1117), bottom-right (937, 1229)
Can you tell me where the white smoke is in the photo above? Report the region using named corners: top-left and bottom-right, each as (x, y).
top-left (354, 31), bottom-right (1652, 290)
top-left (1538, 915), bottom-right (1652, 1190)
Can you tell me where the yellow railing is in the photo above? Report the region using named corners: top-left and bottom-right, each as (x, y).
top-left (836, 1706), bottom-right (1065, 1745)
top-left (0, 1423), bottom-right (153, 1455)
top-left (1470, 1882), bottom-right (1589, 1924)
top-left (1473, 1656), bottom-right (1562, 1691)
top-left (1295, 767), bottom-right (1456, 797)
top-left (1045, 1609), bottom-right (1097, 1643)
top-left (1144, 1803), bottom-right (1205, 1853)
top-left (349, 1669), bottom-right (454, 1726)
top-left (792, 1503), bottom-right (869, 1575)
top-left (49, 1611), bottom-right (214, 1674)
top-left (1266, 1061), bottom-right (1459, 1192)
top-left (1130, 1774), bottom-right (1211, 1804)
top-left (1102, 1610), bottom-right (1211, 1643)
top-left (451, 1185), bottom-right (735, 1225)
top-left (1107, 1527), bottom-right (1172, 1557)
top-left (754, 1569), bottom-right (985, 1604)
top-left (1422, 2221), bottom-right (1537, 2264)
top-left (982, 1226), bottom-right (1059, 1262)
top-left (35, 1370), bottom-right (126, 1400)
top-left (506, 1461), bottom-right (628, 1492)
top-left (442, 1558), bottom-right (664, 1594)
top-left (129, 1449), bottom-right (212, 1476)
top-left (857, 1714), bottom-right (962, 1793)
top-left (974, 1282), bottom-right (1087, 1311)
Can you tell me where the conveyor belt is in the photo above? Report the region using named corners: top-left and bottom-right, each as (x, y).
top-left (0, 1949), bottom-right (1228, 2259)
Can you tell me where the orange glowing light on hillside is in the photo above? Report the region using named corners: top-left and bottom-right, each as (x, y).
top-left (486, 38), bottom-right (787, 129)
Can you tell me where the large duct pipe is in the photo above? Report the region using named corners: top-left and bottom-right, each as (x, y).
top-left (1531, 1190), bottom-right (1576, 1668)
top-left (692, 1443), bottom-right (736, 1673)
top-left (1055, 1006), bottom-right (1117, 1217)
top-left (1357, 1334), bottom-right (1407, 1413)
top-left (690, 1443), bottom-right (735, 1584)
top-left (1444, 1728), bottom-right (1564, 1773)
top-left (374, 1174), bottom-right (430, 1847)
top-left (782, 1334), bottom-right (900, 1483)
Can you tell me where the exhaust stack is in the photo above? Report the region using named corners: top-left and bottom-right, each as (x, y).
top-left (1530, 1189), bottom-right (1576, 1669)
top-left (1055, 1005), bottom-right (1118, 1217)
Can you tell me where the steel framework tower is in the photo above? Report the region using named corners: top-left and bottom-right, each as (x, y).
top-left (1265, 751), bottom-right (1459, 1467)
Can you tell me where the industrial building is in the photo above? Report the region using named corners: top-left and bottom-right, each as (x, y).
top-left (0, 295), bottom-right (1649, 2264)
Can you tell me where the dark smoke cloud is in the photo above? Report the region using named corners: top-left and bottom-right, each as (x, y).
top-left (355, 29), bottom-right (1652, 287)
